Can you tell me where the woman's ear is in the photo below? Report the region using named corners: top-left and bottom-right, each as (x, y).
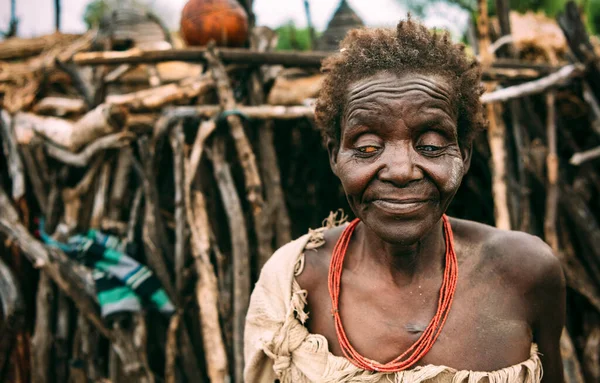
top-left (461, 143), bottom-right (473, 175)
top-left (326, 138), bottom-right (339, 176)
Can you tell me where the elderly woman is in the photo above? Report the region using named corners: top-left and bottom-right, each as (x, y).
top-left (244, 18), bottom-right (565, 383)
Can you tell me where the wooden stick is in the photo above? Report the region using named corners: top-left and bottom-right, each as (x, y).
top-left (44, 132), bottom-right (135, 168)
top-left (0, 110), bottom-right (25, 200)
top-left (558, 218), bottom-right (600, 312)
top-left (108, 148), bottom-right (134, 221)
top-left (486, 102), bottom-right (512, 230)
top-left (481, 64), bottom-right (583, 104)
top-left (523, 139), bottom-right (600, 284)
top-left (34, 142), bottom-right (50, 186)
top-left (109, 336), bottom-right (124, 383)
top-left (557, 1), bottom-right (600, 100)
top-left (582, 82), bottom-right (600, 136)
top-left (556, 116), bottom-right (600, 199)
top-left (0, 33), bottom-right (80, 60)
top-left (19, 143), bottom-right (48, 208)
top-left (137, 137), bottom-right (174, 259)
top-left (560, 184), bottom-right (600, 278)
top-left (79, 315), bottom-right (100, 381)
top-left (111, 314), bottom-right (154, 383)
top-left (170, 122), bottom-right (186, 296)
top-left (178, 324), bottom-right (206, 383)
top-left (54, 292), bottom-right (71, 383)
top-left (476, 0), bottom-right (492, 65)
top-left (477, 0), bottom-right (511, 230)
top-left (133, 142), bottom-right (202, 382)
top-left (184, 156), bottom-right (229, 382)
top-left (206, 47), bottom-right (264, 213)
top-left (248, 28), bottom-right (292, 258)
top-left (44, 169), bottom-right (63, 235)
top-left (164, 313), bottom-right (180, 383)
top-left (69, 315), bottom-right (86, 383)
top-left (570, 146), bottom-right (600, 165)
top-left (494, 0), bottom-right (516, 54)
top-left (247, 34), bottom-right (276, 271)
top-left (561, 328), bottom-right (586, 383)
top-left (545, 91), bottom-right (559, 252)
top-left (134, 138), bottom-right (176, 299)
top-left (74, 47), bottom-right (330, 67)
top-left (153, 105), bottom-right (314, 145)
top-left (33, 97), bottom-right (87, 117)
top-left (583, 321), bottom-right (600, 381)
top-left (258, 120), bottom-right (293, 249)
top-left (146, 65), bottom-right (162, 87)
top-left (510, 102), bottom-right (532, 232)
top-left (0, 255), bottom-right (25, 375)
top-left (61, 156), bottom-right (103, 234)
top-left (105, 64), bottom-right (134, 83)
top-left (54, 59), bottom-right (95, 108)
top-left (101, 219), bottom-right (128, 236)
top-left (127, 113), bottom-right (159, 135)
top-left (126, 187), bottom-right (144, 245)
top-left (89, 162), bottom-right (111, 229)
top-left (188, 119), bottom-right (218, 186)
top-left (482, 67), bottom-right (545, 81)
top-left (108, 321), bottom-right (125, 383)
top-left (209, 135), bottom-right (250, 383)
top-left (72, 46), bottom-right (564, 73)
top-left (492, 0), bottom-right (525, 231)
top-left (30, 272), bottom-right (54, 383)
top-left (211, 227), bottom-right (231, 332)
top-left (106, 74), bottom-right (214, 112)
top-left (14, 103), bottom-right (127, 151)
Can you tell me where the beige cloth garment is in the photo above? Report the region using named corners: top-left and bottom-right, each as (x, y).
top-left (244, 224), bottom-right (543, 383)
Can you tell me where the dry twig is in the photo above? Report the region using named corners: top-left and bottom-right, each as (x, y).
top-left (209, 136), bottom-right (250, 383)
top-left (205, 46), bottom-right (264, 213)
top-left (184, 147), bottom-right (229, 382)
top-left (0, 110), bottom-right (25, 199)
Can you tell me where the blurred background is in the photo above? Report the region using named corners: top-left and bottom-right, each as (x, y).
top-left (1, 0), bottom-right (466, 41)
top-left (0, 0), bottom-right (600, 383)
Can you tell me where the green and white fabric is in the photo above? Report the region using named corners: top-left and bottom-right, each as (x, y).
top-left (39, 221), bottom-right (174, 318)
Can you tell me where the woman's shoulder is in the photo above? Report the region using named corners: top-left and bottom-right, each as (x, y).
top-left (258, 233), bottom-right (312, 286)
top-left (450, 216), bottom-right (564, 293)
top-left (257, 211), bottom-right (347, 283)
top-left (289, 211), bottom-right (350, 291)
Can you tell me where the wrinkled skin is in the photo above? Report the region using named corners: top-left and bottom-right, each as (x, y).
top-left (296, 71), bottom-right (565, 380)
top-left (329, 71), bottom-right (467, 246)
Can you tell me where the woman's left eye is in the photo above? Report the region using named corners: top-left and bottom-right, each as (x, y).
top-left (417, 145), bottom-right (442, 153)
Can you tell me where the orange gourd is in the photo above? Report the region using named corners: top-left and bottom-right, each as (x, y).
top-left (180, 0), bottom-right (249, 47)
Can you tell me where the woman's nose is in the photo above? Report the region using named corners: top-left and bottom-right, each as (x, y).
top-left (377, 143), bottom-right (423, 186)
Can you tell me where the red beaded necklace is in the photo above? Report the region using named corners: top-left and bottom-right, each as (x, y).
top-left (327, 215), bottom-right (458, 372)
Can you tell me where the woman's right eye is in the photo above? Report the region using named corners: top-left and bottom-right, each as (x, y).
top-left (357, 145), bottom-right (379, 154)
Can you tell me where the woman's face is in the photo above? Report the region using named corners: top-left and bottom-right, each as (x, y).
top-left (329, 71), bottom-right (471, 245)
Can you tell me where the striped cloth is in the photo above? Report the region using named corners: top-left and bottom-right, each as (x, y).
top-left (39, 221), bottom-right (174, 318)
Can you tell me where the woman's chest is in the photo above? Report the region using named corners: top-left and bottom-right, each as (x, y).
top-left (302, 270), bottom-right (533, 371)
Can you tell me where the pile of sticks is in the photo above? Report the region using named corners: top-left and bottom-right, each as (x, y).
top-left (0, 0), bottom-right (599, 382)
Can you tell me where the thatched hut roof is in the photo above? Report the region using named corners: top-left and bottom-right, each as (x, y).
top-left (316, 0), bottom-right (364, 51)
top-left (99, 4), bottom-right (171, 50)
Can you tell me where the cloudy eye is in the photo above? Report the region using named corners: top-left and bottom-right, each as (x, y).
top-left (418, 145), bottom-right (441, 152)
top-left (358, 145), bottom-right (379, 154)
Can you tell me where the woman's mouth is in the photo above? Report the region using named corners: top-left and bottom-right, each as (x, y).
top-left (370, 199), bottom-right (430, 214)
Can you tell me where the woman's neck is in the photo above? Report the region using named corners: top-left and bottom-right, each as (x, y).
top-left (348, 218), bottom-right (446, 287)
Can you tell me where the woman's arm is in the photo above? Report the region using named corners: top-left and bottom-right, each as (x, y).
top-left (531, 248), bottom-right (566, 383)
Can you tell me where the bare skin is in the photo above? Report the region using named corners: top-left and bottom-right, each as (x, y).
top-left (296, 72), bottom-right (565, 380)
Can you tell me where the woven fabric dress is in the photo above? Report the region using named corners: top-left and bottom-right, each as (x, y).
top-left (244, 219), bottom-right (543, 383)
